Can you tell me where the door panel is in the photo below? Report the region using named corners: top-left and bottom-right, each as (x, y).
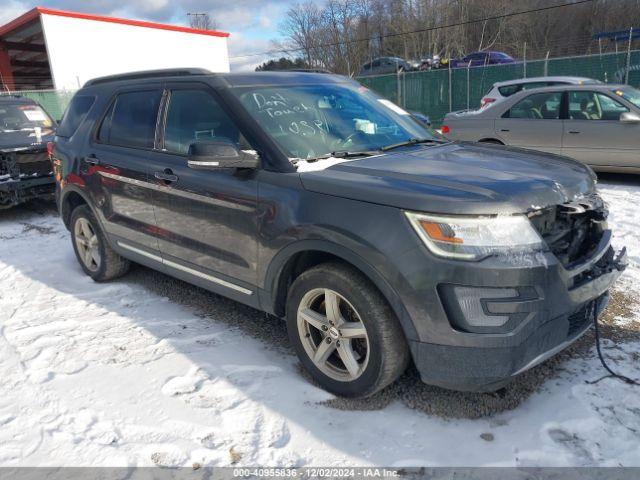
top-left (85, 145), bottom-right (158, 251)
top-left (148, 154), bottom-right (259, 285)
top-left (495, 91), bottom-right (563, 155)
top-left (149, 86), bottom-right (259, 288)
top-left (562, 91), bottom-right (640, 168)
top-left (85, 88), bottom-right (162, 252)
top-left (494, 118), bottom-right (563, 155)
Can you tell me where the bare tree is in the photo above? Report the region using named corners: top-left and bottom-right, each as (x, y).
top-left (276, 0), bottom-right (640, 74)
top-left (188, 13), bottom-right (217, 31)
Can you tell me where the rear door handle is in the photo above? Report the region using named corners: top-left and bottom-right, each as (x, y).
top-left (500, 129), bottom-right (510, 132)
top-left (154, 169), bottom-right (178, 183)
top-left (84, 156), bottom-right (100, 165)
top-left (568, 131), bottom-right (581, 134)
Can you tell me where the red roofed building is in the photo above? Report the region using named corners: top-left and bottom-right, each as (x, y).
top-left (0, 7), bottom-right (230, 91)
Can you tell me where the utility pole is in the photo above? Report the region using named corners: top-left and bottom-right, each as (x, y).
top-left (625, 27), bottom-right (633, 85)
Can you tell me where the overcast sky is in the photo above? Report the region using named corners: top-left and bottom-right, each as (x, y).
top-left (1, 0), bottom-right (315, 71)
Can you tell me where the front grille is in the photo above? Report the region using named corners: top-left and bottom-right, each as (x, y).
top-left (528, 194), bottom-right (607, 267)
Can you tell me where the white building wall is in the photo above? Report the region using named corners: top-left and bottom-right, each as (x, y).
top-left (40, 14), bottom-right (230, 90)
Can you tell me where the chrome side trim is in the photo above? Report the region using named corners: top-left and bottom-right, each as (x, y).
top-left (188, 160), bottom-right (220, 167)
top-left (117, 241), bottom-right (253, 295)
top-left (99, 171), bottom-right (252, 212)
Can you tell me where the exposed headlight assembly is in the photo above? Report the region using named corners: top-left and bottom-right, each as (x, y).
top-left (405, 211), bottom-right (545, 261)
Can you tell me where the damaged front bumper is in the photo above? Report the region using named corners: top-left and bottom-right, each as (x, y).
top-left (408, 229), bottom-right (627, 392)
top-left (0, 148), bottom-right (55, 209)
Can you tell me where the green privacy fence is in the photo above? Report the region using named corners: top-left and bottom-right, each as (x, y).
top-left (3, 50), bottom-right (640, 128)
top-left (358, 50), bottom-right (640, 126)
top-left (0, 89), bottom-right (76, 121)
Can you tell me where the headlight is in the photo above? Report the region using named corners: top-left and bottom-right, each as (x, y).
top-left (405, 211), bottom-right (545, 260)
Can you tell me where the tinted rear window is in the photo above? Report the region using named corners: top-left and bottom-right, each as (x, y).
top-left (98, 90), bottom-right (161, 149)
top-left (57, 95), bottom-right (95, 137)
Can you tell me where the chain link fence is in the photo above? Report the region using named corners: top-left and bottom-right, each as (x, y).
top-left (359, 49), bottom-right (640, 126)
top-left (2, 50), bottom-right (640, 128)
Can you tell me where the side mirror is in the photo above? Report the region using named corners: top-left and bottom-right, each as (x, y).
top-left (620, 111), bottom-right (640, 123)
top-left (187, 141), bottom-right (259, 170)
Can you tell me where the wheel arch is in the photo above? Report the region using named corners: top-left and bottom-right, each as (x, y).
top-left (60, 186), bottom-right (93, 229)
top-left (478, 138), bottom-right (504, 145)
top-left (59, 186), bottom-right (106, 233)
top-left (262, 240), bottom-right (419, 342)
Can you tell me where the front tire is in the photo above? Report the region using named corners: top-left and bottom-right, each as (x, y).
top-left (286, 262), bottom-right (409, 398)
top-left (70, 205), bottom-right (130, 282)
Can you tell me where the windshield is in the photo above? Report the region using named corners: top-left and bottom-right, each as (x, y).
top-left (613, 87), bottom-right (640, 109)
top-left (231, 83), bottom-right (439, 160)
top-left (0, 103), bottom-right (54, 133)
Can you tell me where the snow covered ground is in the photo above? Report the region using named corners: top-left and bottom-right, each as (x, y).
top-left (0, 175), bottom-right (639, 468)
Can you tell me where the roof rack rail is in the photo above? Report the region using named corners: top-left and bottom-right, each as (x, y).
top-left (84, 68), bottom-right (212, 87)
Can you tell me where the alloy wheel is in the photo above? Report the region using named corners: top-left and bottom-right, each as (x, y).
top-left (74, 217), bottom-right (101, 272)
top-left (297, 288), bottom-right (370, 382)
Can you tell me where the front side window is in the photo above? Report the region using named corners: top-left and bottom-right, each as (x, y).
top-left (505, 91), bottom-right (562, 119)
top-left (163, 89), bottom-right (249, 155)
top-left (568, 91), bottom-right (629, 120)
top-left (231, 83), bottom-right (438, 160)
top-left (98, 90), bottom-right (161, 149)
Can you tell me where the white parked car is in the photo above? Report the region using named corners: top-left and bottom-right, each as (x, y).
top-left (479, 76), bottom-right (602, 109)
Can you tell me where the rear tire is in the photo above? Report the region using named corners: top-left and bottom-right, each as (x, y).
top-left (286, 262), bottom-right (409, 398)
top-left (70, 205), bottom-right (130, 282)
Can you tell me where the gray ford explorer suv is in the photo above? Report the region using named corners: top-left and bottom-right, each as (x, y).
top-left (52, 69), bottom-right (626, 397)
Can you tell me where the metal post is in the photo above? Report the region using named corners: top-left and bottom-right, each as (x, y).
top-left (466, 62), bottom-right (471, 110)
top-left (523, 42), bottom-right (527, 78)
top-left (625, 27), bottom-right (633, 85)
top-left (544, 51), bottom-right (550, 76)
top-left (396, 64), bottom-right (402, 106)
top-left (448, 65), bottom-right (452, 112)
top-left (403, 73), bottom-right (407, 108)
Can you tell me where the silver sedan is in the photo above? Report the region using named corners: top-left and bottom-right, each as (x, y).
top-left (442, 84), bottom-right (640, 173)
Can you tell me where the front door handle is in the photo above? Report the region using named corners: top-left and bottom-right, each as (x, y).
top-left (154, 169), bottom-right (178, 184)
top-left (500, 129), bottom-right (510, 132)
top-left (84, 156), bottom-right (100, 166)
top-left (568, 131), bottom-right (581, 134)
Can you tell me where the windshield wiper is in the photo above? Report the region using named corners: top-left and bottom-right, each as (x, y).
top-left (380, 138), bottom-right (446, 152)
top-left (303, 150), bottom-right (380, 162)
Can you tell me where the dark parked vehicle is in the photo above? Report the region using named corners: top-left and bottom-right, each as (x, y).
top-left (358, 57), bottom-right (413, 76)
top-left (0, 96), bottom-right (56, 209)
top-left (53, 69), bottom-right (625, 397)
top-left (450, 51), bottom-right (515, 69)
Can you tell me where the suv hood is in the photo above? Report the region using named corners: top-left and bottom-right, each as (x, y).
top-left (298, 142), bottom-right (596, 214)
top-left (0, 130), bottom-right (54, 152)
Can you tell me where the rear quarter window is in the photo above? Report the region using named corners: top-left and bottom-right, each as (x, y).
top-left (57, 95), bottom-right (95, 138)
top-left (96, 90), bottom-right (162, 149)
